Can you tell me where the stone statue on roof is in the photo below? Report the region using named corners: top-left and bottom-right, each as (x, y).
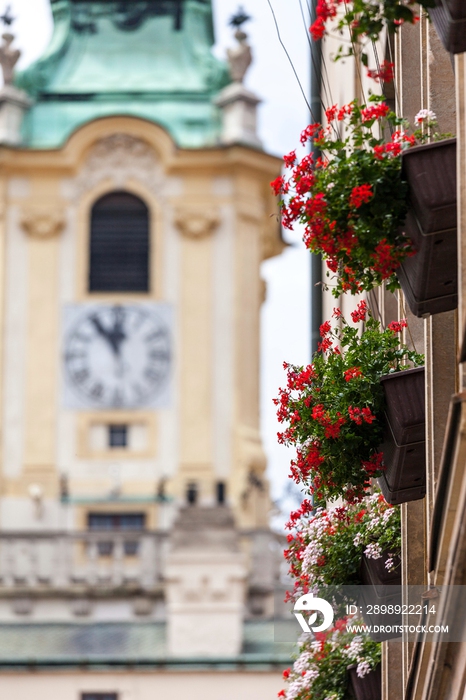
top-left (227, 7), bottom-right (252, 84)
top-left (0, 6), bottom-right (31, 146)
top-left (0, 32), bottom-right (19, 86)
top-left (216, 6), bottom-right (261, 148)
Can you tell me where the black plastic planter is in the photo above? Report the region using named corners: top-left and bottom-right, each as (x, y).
top-left (396, 139), bottom-right (457, 317)
top-left (430, 0), bottom-right (466, 54)
top-left (377, 367), bottom-right (426, 505)
top-left (359, 553), bottom-right (402, 641)
top-left (360, 551), bottom-right (402, 591)
top-left (348, 664), bottom-right (382, 700)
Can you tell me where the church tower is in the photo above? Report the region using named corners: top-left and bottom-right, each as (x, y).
top-left (0, 2), bottom-right (288, 697)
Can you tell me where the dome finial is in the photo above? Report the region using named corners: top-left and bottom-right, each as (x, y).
top-left (0, 4), bottom-right (15, 28)
top-left (229, 6), bottom-right (251, 30)
top-left (227, 6), bottom-right (252, 84)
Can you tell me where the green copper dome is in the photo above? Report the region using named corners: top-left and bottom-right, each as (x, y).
top-left (16, 0), bottom-right (230, 148)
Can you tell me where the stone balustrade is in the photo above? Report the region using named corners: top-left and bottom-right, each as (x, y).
top-left (0, 528), bottom-right (284, 599)
top-left (0, 531), bottom-right (168, 591)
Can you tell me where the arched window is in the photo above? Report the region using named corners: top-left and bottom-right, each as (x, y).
top-left (89, 191), bottom-right (150, 292)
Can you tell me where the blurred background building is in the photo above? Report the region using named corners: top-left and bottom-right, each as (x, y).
top-left (0, 1), bottom-right (291, 697)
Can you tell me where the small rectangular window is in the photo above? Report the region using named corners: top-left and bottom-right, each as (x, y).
top-left (82, 694), bottom-right (118, 700)
top-left (186, 482), bottom-right (198, 505)
top-left (124, 540), bottom-right (139, 556)
top-left (217, 481), bottom-right (226, 504)
top-left (87, 513), bottom-right (145, 530)
top-left (108, 424), bottom-right (127, 448)
top-left (96, 541), bottom-right (113, 557)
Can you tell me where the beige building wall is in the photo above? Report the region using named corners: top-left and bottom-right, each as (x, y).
top-left (0, 670), bottom-right (284, 700)
top-left (0, 116), bottom-right (283, 533)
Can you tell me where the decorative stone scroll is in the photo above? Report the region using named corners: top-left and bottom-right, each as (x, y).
top-left (20, 208), bottom-right (66, 240)
top-left (174, 208), bottom-right (219, 239)
top-left (90, 133), bottom-right (154, 165)
top-left (62, 133), bottom-right (166, 201)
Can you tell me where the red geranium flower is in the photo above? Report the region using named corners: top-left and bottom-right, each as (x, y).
top-left (344, 366), bottom-right (362, 382)
top-left (349, 184), bottom-right (373, 209)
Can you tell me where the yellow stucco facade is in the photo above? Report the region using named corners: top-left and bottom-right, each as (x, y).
top-left (0, 115), bottom-right (283, 530)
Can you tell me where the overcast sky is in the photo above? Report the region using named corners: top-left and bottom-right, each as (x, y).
top-left (6, 0), bottom-right (312, 517)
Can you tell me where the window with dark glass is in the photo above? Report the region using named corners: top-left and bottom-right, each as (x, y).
top-left (88, 513), bottom-right (145, 557)
top-left (108, 424), bottom-right (128, 448)
top-left (216, 481), bottom-right (226, 504)
top-left (89, 191), bottom-right (149, 292)
top-left (186, 482), bottom-right (198, 505)
top-left (82, 694), bottom-right (118, 700)
top-left (87, 513), bottom-right (145, 530)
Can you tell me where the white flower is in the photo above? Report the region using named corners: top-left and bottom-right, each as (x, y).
top-left (382, 509), bottom-right (394, 523)
top-left (414, 108), bottom-right (437, 125)
top-left (356, 660), bottom-right (372, 678)
top-left (303, 668), bottom-right (319, 682)
top-left (286, 676), bottom-right (311, 699)
top-left (364, 542), bottom-right (382, 559)
top-left (343, 635), bottom-right (364, 659)
top-left (293, 651), bottom-right (312, 673)
top-left (385, 556), bottom-right (394, 571)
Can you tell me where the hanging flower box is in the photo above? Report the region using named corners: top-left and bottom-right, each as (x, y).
top-left (378, 367), bottom-right (426, 504)
top-left (281, 619), bottom-right (381, 700)
top-left (430, 0), bottom-right (466, 54)
top-left (284, 493), bottom-right (401, 632)
top-left (348, 663), bottom-right (382, 700)
top-left (276, 303), bottom-right (423, 503)
top-left (359, 551), bottom-right (402, 641)
top-left (360, 550), bottom-right (402, 589)
top-left (396, 139), bottom-right (457, 317)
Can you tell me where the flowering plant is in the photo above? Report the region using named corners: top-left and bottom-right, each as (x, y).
top-left (275, 301), bottom-right (423, 502)
top-left (310, 0), bottom-right (435, 68)
top-left (272, 95), bottom-right (417, 296)
top-left (413, 109), bottom-right (453, 144)
top-left (271, 102), bottom-right (452, 296)
top-left (278, 619), bottom-right (381, 700)
top-left (284, 492), bottom-right (401, 603)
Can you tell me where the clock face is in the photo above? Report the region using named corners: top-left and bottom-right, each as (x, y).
top-left (64, 304), bottom-right (171, 408)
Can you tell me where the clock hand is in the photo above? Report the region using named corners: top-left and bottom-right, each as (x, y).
top-left (108, 306), bottom-right (127, 356)
top-left (89, 313), bottom-right (124, 357)
top-left (90, 314), bottom-right (112, 345)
